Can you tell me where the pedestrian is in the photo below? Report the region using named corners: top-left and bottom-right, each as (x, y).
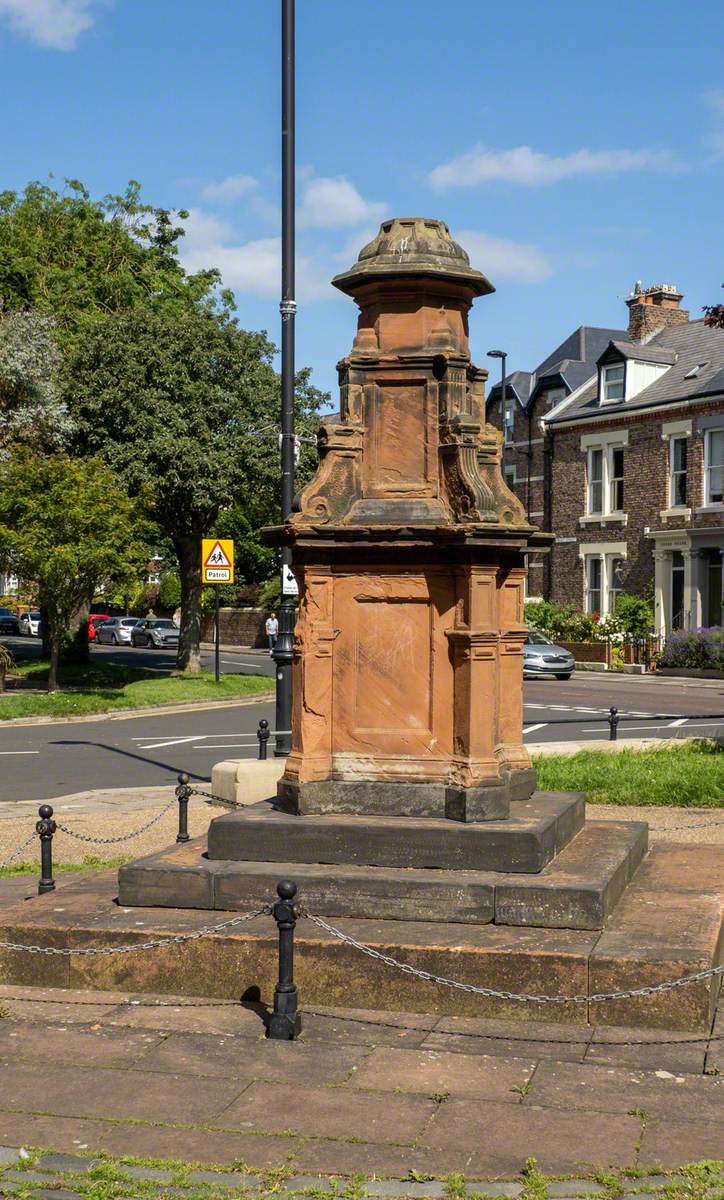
top-left (172, 607), bottom-right (181, 627)
top-left (266, 610), bottom-right (279, 655)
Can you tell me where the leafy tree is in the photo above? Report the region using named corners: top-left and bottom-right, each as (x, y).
top-left (0, 180), bottom-right (223, 347)
top-left (67, 306), bottom-right (325, 672)
top-left (0, 450), bottom-right (146, 689)
top-left (0, 311), bottom-right (71, 454)
top-left (158, 570), bottom-right (181, 612)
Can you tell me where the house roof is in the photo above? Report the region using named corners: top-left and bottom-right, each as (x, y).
top-left (486, 325), bottom-right (627, 412)
top-left (601, 340), bottom-right (677, 365)
top-left (546, 320), bottom-right (724, 426)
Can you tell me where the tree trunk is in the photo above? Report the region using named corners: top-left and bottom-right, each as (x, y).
top-left (175, 534), bottom-right (203, 674)
top-left (0, 663), bottom-right (5, 693)
top-left (67, 597), bottom-right (91, 665)
top-left (47, 626), bottom-right (62, 692)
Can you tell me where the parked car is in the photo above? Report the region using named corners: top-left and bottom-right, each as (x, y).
top-left (0, 607), bottom-right (20, 635)
top-left (131, 618), bottom-right (180, 649)
top-left (18, 610), bottom-right (41, 637)
top-left (88, 613), bottom-right (111, 641)
top-left (523, 629), bottom-right (574, 680)
top-left (96, 617), bottom-right (140, 646)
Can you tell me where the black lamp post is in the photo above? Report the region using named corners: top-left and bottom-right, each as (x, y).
top-left (487, 349), bottom-right (508, 472)
top-left (273, 0), bottom-right (296, 758)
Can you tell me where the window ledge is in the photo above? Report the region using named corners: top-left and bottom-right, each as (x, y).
top-left (581, 513), bottom-right (628, 526)
top-left (660, 507), bottom-right (692, 521)
top-left (694, 504), bottom-right (724, 513)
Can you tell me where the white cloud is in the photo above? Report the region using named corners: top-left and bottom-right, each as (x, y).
top-left (178, 208), bottom-right (330, 301)
top-left (429, 144), bottom-right (679, 189)
top-left (458, 230), bottom-right (553, 284)
top-left (200, 175), bottom-right (258, 204)
top-left (298, 174), bottom-right (387, 229)
top-left (0, 0), bottom-right (102, 50)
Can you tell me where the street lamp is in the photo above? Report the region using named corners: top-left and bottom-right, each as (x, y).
top-left (273, 0), bottom-right (296, 758)
top-left (487, 349), bottom-right (508, 473)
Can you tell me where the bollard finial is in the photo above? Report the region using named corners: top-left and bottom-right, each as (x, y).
top-left (38, 804), bottom-right (53, 820)
top-left (177, 772), bottom-right (190, 786)
top-left (277, 879), bottom-right (297, 901)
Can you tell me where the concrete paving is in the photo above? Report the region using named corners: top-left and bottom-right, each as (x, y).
top-left (0, 984), bottom-right (720, 1181)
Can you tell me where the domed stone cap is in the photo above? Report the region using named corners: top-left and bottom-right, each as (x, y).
top-left (332, 217), bottom-right (494, 297)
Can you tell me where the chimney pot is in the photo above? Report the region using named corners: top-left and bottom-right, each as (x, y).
top-left (626, 282), bottom-right (688, 341)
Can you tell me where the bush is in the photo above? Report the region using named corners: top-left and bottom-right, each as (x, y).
top-left (524, 600), bottom-right (598, 642)
top-left (157, 570), bottom-right (181, 611)
top-left (657, 628), bottom-right (724, 671)
top-left (613, 592), bottom-right (654, 636)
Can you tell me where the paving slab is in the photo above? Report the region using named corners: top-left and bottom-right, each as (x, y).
top-left (216, 1079), bottom-right (436, 1144)
top-left (299, 1009), bottom-right (438, 1047)
top-left (0, 1061), bottom-right (248, 1124)
top-left (423, 1017), bottom-right (593, 1062)
top-left (423, 1099), bottom-right (641, 1172)
top-left (523, 1059), bottom-right (724, 1121)
top-left (584, 1025), bottom-right (709, 1074)
top-left (287, 1140), bottom-right (467, 1178)
top-left (347, 1045), bottom-right (535, 1099)
top-left (34, 1156), bottom-right (96, 1173)
top-left (0, 1019), bottom-right (165, 1069)
top-left (637, 1115), bottom-right (724, 1168)
top-left (134, 1030), bottom-right (368, 1085)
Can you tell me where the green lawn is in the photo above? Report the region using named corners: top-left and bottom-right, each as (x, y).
top-left (534, 742), bottom-right (724, 808)
top-left (0, 658), bottom-right (271, 720)
top-left (0, 856), bottom-right (130, 878)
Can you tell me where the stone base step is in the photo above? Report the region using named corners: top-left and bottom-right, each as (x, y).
top-left (118, 820), bottom-right (648, 930)
top-left (206, 791), bottom-right (586, 874)
top-left (1, 841), bottom-right (722, 1030)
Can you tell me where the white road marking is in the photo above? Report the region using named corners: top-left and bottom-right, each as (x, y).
top-left (193, 745), bottom-right (260, 752)
top-left (0, 750), bottom-right (39, 755)
top-left (668, 717), bottom-right (688, 727)
top-left (136, 736), bottom-right (208, 750)
top-left (523, 724), bottom-right (548, 735)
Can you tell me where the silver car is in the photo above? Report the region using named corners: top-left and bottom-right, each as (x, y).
top-left (524, 629), bottom-right (574, 680)
top-left (131, 618), bottom-right (180, 649)
top-left (96, 617), bottom-right (140, 645)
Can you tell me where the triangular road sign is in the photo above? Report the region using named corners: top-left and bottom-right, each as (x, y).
top-left (204, 541), bottom-right (231, 569)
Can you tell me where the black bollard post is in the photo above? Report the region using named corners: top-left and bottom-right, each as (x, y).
top-left (175, 772), bottom-right (191, 843)
top-left (257, 719), bottom-right (270, 761)
top-left (268, 879), bottom-right (301, 1040)
top-left (609, 706), bottom-right (619, 742)
top-left (36, 804), bottom-right (56, 895)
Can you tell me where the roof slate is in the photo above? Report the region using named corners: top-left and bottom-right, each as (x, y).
top-left (487, 325), bottom-right (628, 412)
top-left (547, 320), bottom-right (724, 425)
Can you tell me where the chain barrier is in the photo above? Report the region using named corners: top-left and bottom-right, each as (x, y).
top-left (0, 830), bottom-right (37, 872)
top-left (303, 911), bottom-right (724, 1006)
top-left (54, 796), bottom-right (179, 846)
top-left (0, 907), bottom-right (269, 957)
top-left (188, 785), bottom-right (244, 810)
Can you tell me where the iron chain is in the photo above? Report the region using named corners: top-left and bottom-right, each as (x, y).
top-left (0, 830), bottom-right (37, 872)
top-left (55, 797), bottom-right (179, 845)
top-left (0, 907), bottom-right (270, 957)
top-left (303, 911), bottom-right (724, 1005)
top-left (188, 786), bottom-right (244, 810)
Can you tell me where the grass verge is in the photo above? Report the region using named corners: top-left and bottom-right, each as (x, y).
top-left (0, 658), bottom-right (271, 720)
top-left (0, 856), bottom-right (130, 878)
top-left (533, 741), bottom-right (724, 807)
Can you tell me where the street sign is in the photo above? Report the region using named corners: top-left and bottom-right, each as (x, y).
top-left (282, 563), bottom-right (299, 596)
top-left (202, 538), bottom-right (235, 584)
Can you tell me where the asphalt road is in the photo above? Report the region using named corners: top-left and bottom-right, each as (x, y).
top-left (1, 636), bottom-right (276, 678)
top-left (0, 669), bottom-right (723, 802)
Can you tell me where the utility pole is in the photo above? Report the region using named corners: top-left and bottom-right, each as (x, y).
top-left (273, 0), bottom-right (296, 757)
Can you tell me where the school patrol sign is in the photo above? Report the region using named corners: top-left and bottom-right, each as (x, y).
top-left (202, 539), bottom-right (234, 584)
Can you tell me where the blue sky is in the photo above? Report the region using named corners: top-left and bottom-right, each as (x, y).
top-left (1, 0), bottom-right (723, 401)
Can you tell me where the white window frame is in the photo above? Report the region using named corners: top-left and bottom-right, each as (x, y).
top-left (586, 443), bottom-right (626, 516)
top-left (580, 543), bottom-right (627, 618)
top-left (503, 399), bottom-right (515, 445)
top-left (704, 429), bottom-right (724, 506)
top-left (601, 362), bottom-right (625, 404)
top-left (669, 435), bottom-right (688, 508)
top-left (585, 556), bottom-right (603, 614)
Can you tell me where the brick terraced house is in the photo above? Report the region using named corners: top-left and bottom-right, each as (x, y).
top-left (487, 284), bottom-right (724, 635)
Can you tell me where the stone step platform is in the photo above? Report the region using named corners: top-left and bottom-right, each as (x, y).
top-left (118, 820), bottom-right (648, 931)
top-left (206, 791), bottom-right (586, 874)
top-left (1, 841), bottom-right (722, 1030)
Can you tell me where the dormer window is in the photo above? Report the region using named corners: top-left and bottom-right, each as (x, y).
top-left (602, 363), bottom-right (625, 403)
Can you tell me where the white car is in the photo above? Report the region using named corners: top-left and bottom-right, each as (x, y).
top-left (95, 617), bottom-right (140, 645)
top-left (18, 610), bottom-right (41, 637)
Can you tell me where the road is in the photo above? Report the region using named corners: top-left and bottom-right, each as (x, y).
top-left (1, 637), bottom-right (276, 678)
top-left (0, 668), bottom-right (722, 802)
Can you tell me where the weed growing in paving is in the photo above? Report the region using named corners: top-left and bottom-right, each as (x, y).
top-left (533, 743), bottom-right (724, 808)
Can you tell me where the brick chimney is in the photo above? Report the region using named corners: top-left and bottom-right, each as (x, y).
top-left (626, 282), bottom-right (688, 342)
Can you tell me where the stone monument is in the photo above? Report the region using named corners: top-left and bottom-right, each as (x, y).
top-left (119, 219), bottom-right (649, 933)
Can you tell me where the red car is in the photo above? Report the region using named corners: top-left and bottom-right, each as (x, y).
top-left (88, 613), bottom-right (111, 641)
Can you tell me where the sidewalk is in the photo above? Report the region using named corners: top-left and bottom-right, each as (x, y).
top-left (0, 982), bottom-right (720, 1185)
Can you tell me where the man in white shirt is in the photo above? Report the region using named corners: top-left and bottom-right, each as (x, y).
top-left (265, 611), bottom-right (279, 655)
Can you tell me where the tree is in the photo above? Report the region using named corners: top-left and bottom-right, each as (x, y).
top-left (0, 310), bottom-right (71, 454)
top-left (67, 306), bottom-right (325, 672)
top-left (0, 180), bottom-right (223, 347)
top-left (0, 450), bottom-right (147, 689)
